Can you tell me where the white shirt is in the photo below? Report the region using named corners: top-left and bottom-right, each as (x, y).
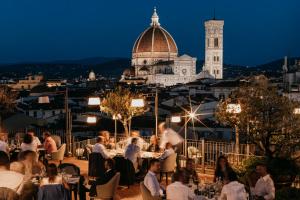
top-left (124, 144), bottom-right (140, 165)
top-left (40, 175), bottom-right (63, 186)
top-left (21, 142), bottom-right (38, 152)
top-left (92, 143), bottom-right (110, 159)
top-left (159, 148), bottom-right (175, 160)
top-left (253, 174), bottom-right (275, 200)
top-left (0, 170), bottom-right (24, 194)
top-left (0, 141), bottom-right (8, 153)
top-left (219, 181), bottom-right (247, 200)
top-left (160, 128), bottom-right (183, 149)
top-left (144, 171), bottom-right (163, 197)
top-left (33, 136), bottom-right (41, 146)
top-left (166, 181), bottom-right (195, 200)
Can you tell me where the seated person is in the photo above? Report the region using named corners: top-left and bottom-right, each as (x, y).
top-left (219, 170), bottom-right (247, 200)
top-left (92, 136), bottom-right (111, 159)
top-left (90, 158), bottom-right (116, 197)
top-left (21, 133), bottom-right (38, 152)
top-left (27, 130), bottom-right (42, 147)
top-left (147, 135), bottom-right (160, 152)
top-left (144, 158), bottom-right (165, 198)
top-left (124, 137), bottom-right (141, 172)
top-left (43, 132), bottom-right (57, 154)
top-left (118, 130), bottom-right (147, 150)
top-left (19, 150), bottom-right (45, 179)
top-left (214, 155), bottom-right (233, 182)
top-left (166, 169), bottom-right (195, 200)
top-left (159, 142), bottom-right (175, 160)
top-left (183, 158), bottom-right (199, 184)
top-left (40, 163), bottom-right (69, 189)
top-left (0, 132), bottom-right (9, 153)
top-left (0, 151), bottom-right (24, 194)
top-left (99, 130), bottom-right (113, 149)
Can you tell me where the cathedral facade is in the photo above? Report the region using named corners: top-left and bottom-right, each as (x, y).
top-left (121, 8), bottom-right (224, 86)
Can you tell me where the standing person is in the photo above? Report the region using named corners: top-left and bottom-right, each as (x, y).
top-left (158, 122), bottom-right (183, 153)
top-left (28, 130), bottom-right (42, 147)
top-left (183, 159), bottom-right (199, 184)
top-left (0, 133), bottom-right (9, 153)
top-left (253, 163), bottom-right (275, 200)
top-left (166, 169), bottom-right (195, 200)
top-left (144, 158), bottom-right (165, 198)
top-left (92, 136), bottom-right (111, 159)
top-left (214, 155), bottom-right (233, 182)
top-left (147, 135), bottom-right (160, 152)
top-left (21, 133), bottom-right (38, 152)
top-left (43, 132), bottom-right (57, 154)
top-left (89, 158), bottom-right (116, 197)
top-left (124, 137), bottom-right (141, 172)
top-left (219, 170), bottom-right (247, 200)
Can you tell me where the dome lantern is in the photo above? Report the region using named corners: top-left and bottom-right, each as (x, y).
top-left (150, 7), bottom-right (160, 27)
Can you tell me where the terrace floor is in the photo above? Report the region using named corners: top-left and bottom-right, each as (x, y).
top-left (52, 157), bottom-right (214, 200)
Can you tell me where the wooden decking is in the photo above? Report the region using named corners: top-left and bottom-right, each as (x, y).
top-left (55, 157), bottom-right (214, 200)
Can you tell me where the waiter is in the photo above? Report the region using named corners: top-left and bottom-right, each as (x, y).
top-left (158, 122), bottom-right (183, 168)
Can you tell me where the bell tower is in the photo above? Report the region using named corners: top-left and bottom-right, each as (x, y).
top-left (203, 18), bottom-right (224, 79)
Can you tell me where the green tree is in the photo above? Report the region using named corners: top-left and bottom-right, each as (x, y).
top-left (0, 86), bottom-right (18, 131)
top-left (216, 76), bottom-right (300, 158)
top-left (100, 86), bottom-right (148, 137)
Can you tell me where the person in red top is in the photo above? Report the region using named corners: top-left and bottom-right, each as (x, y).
top-left (43, 132), bottom-right (57, 154)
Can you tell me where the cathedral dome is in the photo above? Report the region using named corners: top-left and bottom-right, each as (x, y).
top-left (132, 8), bottom-right (178, 55)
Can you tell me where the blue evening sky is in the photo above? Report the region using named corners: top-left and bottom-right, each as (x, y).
top-left (0, 0), bottom-right (299, 66)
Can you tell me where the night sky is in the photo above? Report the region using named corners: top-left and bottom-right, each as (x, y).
top-left (0, 0), bottom-right (299, 66)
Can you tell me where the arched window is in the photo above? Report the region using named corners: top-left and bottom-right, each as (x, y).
top-left (214, 38), bottom-right (219, 47)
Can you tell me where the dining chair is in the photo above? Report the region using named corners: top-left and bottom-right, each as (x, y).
top-left (51, 143), bottom-right (66, 164)
top-left (160, 153), bottom-right (177, 185)
top-left (94, 172), bottom-right (120, 200)
top-left (0, 187), bottom-right (19, 200)
top-left (88, 153), bottom-right (106, 178)
top-left (38, 184), bottom-right (70, 200)
top-left (140, 182), bottom-right (162, 200)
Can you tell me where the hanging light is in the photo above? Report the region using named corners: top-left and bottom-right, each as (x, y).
top-left (88, 97), bottom-right (101, 106)
top-left (294, 108), bottom-right (300, 115)
top-left (171, 116), bottom-right (181, 123)
top-left (38, 96), bottom-right (50, 104)
top-left (86, 116), bottom-right (97, 124)
top-left (131, 98), bottom-right (144, 108)
top-left (226, 103), bottom-right (241, 114)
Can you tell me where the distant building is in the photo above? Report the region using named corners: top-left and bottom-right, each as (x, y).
top-left (202, 18), bottom-right (224, 79)
top-left (282, 56), bottom-right (300, 101)
top-left (8, 75), bottom-right (43, 91)
top-left (88, 70), bottom-right (96, 81)
top-left (121, 8), bottom-right (198, 86)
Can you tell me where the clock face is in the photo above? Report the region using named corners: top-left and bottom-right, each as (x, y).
top-left (182, 69), bottom-right (187, 75)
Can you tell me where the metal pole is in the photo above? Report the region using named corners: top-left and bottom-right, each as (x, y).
top-left (185, 116), bottom-right (187, 157)
top-left (155, 89), bottom-right (158, 136)
top-left (114, 118), bottom-right (117, 149)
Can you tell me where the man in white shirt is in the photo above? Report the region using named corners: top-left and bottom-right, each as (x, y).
top-left (0, 151), bottom-right (24, 194)
top-left (28, 131), bottom-right (42, 147)
top-left (124, 137), bottom-right (141, 172)
top-left (0, 133), bottom-right (9, 153)
top-left (219, 170), bottom-right (247, 200)
top-left (159, 142), bottom-right (175, 160)
top-left (92, 136), bottom-right (111, 159)
top-left (253, 163), bottom-right (275, 200)
top-left (144, 158), bottom-right (164, 198)
top-left (159, 123), bottom-right (183, 150)
top-left (167, 169), bottom-right (195, 200)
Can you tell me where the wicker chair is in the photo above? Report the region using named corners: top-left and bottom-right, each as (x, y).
top-left (140, 182), bottom-right (162, 200)
top-left (95, 172), bottom-right (120, 200)
top-left (160, 153), bottom-right (177, 184)
top-left (51, 143), bottom-right (66, 164)
top-left (0, 187), bottom-right (19, 200)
